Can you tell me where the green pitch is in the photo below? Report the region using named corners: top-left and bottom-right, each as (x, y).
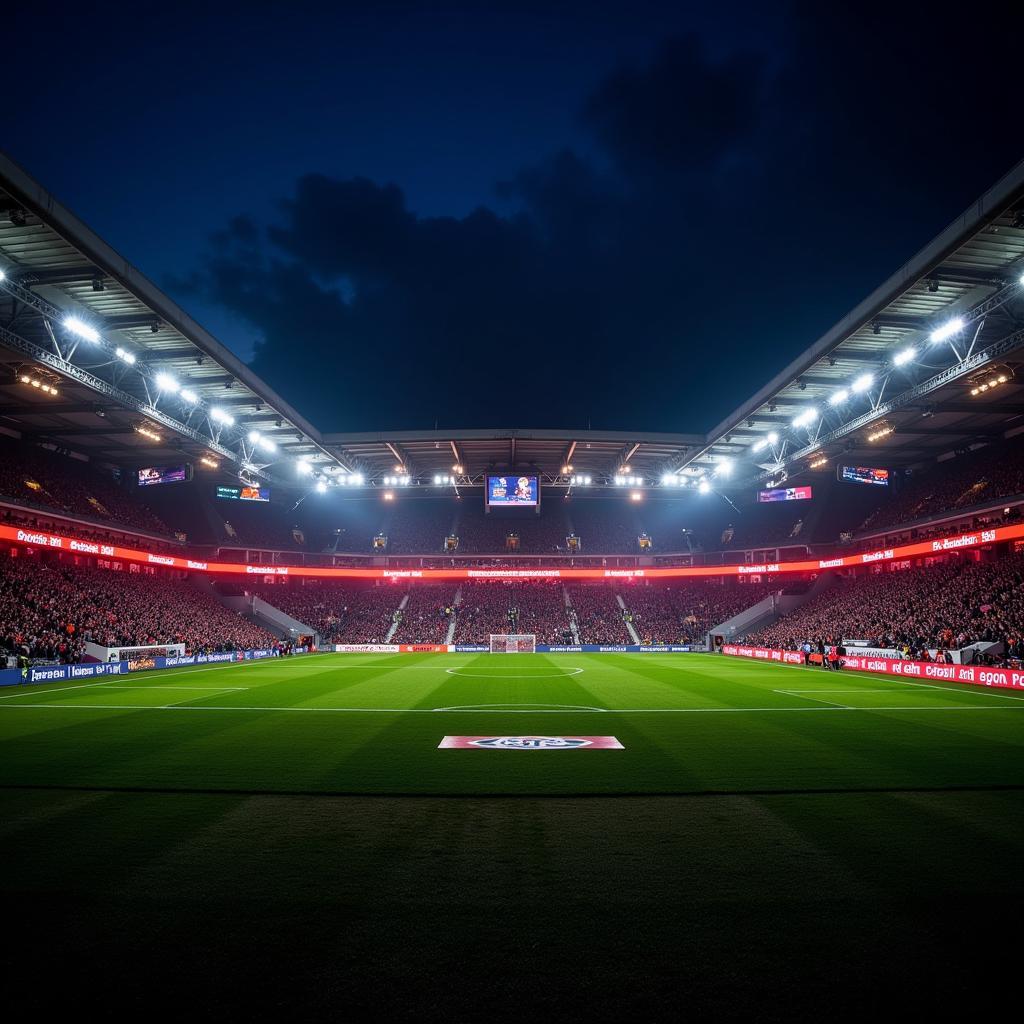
top-left (3, 652), bottom-right (1022, 1018)
top-left (1, 651), bottom-right (1023, 794)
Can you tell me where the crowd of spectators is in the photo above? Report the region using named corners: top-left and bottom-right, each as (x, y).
top-left (453, 582), bottom-right (571, 644)
top-left (0, 438), bottom-right (171, 536)
top-left (251, 582), bottom-right (403, 643)
top-left (565, 584), bottom-right (632, 643)
top-left (391, 585), bottom-right (457, 643)
top-left (742, 551), bottom-right (1024, 660)
top-left (622, 581), bottom-right (777, 645)
top-left (858, 443), bottom-right (1024, 535)
top-left (0, 553), bottom-right (275, 662)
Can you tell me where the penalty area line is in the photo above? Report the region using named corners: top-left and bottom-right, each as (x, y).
top-left (2, 704), bottom-right (1024, 714)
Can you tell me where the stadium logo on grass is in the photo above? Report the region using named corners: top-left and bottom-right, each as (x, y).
top-left (439, 736), bottom-right (624, 749)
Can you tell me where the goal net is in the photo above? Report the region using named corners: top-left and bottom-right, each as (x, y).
top-left (489, 634), bottom-right (536, 653)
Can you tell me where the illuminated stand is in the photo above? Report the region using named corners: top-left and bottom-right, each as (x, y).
top-left (489, 634), bottom-right (537, 654)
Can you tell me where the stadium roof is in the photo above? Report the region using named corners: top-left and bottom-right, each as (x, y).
top-left (1, 149), bottom-right (1023, 497)
top-left (0, 151), bottom-right (341, 484)
top-left (321, 428), bottom-right (704, 486)
top-left (688, 157), bottom-right (1024, 488)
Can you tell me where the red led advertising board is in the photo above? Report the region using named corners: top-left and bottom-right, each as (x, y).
top-left (4, 521), bottom-right (1024, 582)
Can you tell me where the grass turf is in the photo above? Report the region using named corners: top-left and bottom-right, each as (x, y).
top-left (2, 652), bottom-right (1021, 1017)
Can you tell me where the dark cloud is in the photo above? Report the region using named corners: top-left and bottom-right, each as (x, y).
top-left (177, 12), bottom-right (1023, 433)
top-left (582, 35), bottom-right (767, 177)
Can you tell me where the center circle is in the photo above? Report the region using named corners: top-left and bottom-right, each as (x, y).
top-left (444, 667), bottom-right (584, 678)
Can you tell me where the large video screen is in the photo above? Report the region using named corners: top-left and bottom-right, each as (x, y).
top-left (216, 485), bottom-right (271, 502)
top-left (840, 465), bottom-right (889, 487)
top-left (758, 485), bottom-right (812, 503)
top-left (138, 465), bottom-right (188, 487)
top-left (486, 474), bottom-right (539, 506)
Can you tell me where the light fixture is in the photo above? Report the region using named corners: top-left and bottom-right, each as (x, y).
top-left (867, 424), bottom-right (894, 442)
top-left (115, 347), bottom-right (136, 365)
top-left (716, 458), bottom-right (733, 477)
top-left (154, 371), bottom-right (179, 393)
top-left (210, 407), bottom-right (234, 426)
top-left (20, 374), bottom-right (59, 396)
top-left (893, 347), bottom-right (917, 367)
top-left (135, 425), bottom-right (162, 442)
top-left (930, 317), bottom-right (964, 343)
top-left (200, 456), bottom-right (219, 469)
top-left (179, 388), bottom-right (199, 404)
top-left (850, 373), bottom-right (874, 393)
top-left (315, 480), bottom-right (327, 494)
top-left (828, 389), bottom-right (848, 406)
top-left (810, 456), bottom-right (828, 469)
top-left (63, 316), bottom-right (100, 343)
top-left (630, 491), bottom-right (643, 502)
top-left (382, 491), bottom-right (394, 501)
top-left (297, 459), bottom-right (313, 475)
top-left (792, 408), bottom-right (818, 429)
top-left (698, 479), bottom-right (711, 494)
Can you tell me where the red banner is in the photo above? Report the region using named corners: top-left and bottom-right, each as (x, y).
top-left (4, 521), bottom-right (1024, 583)
top-left (722, 644), bottom-right (1024, 691)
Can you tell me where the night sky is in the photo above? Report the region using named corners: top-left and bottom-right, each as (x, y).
top-left (4, 1), bottom-right (1020, 434)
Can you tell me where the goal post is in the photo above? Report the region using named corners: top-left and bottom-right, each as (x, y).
top-left (489, 634), bottom-right (536, 653)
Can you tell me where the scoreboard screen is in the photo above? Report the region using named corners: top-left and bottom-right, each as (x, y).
top-left (216, 485), bottom-right (271, 502)
top-left (486, 475), bottom-right (539, 506)
top-left (138, 465), bottom-right (188, 487)
top-left (758, 486), bottom-right (812, 503)
top-left (840, 465), bottom-right (889, 486)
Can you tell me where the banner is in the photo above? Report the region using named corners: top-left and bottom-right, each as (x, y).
top-left (4, 521), bottom-right (1022, 583)
top-left (721, 644), bottom-right (1024, 690)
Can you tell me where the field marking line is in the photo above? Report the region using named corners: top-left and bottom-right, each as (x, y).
top-left (0, 681), bottom-right (115, 700)
top-left (444, 668), bottom-right (584, 679)
top-left (432, 702), bottom-right (609, 712)
top-left (2, 703), bottom-right (1023, 714)
top-left (95, 684), bottom-right (251, 691)
top-left (775, 689), bottom-right (851, 709)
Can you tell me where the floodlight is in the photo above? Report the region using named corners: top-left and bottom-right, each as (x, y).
top-left (851, 373), bottom-right (874, 393)
top-left (63, 316), bottom-right (100, 343)
top-left (210, 407), bottom-right (234, 426)
top-left (698, 479), bottom-right (711, 494)
top-left (929, 317), bottom-right (964, 343)
top-left (893, 347), bottom-right (916, 367)
top-left (792, 408), bottom-right (818, 429)
top-left (828, 389), bottom-right (848, 406)
top-left (115, 347), bottom-right (136, 365)
top-left (315, 480), bottom-right (327, 494)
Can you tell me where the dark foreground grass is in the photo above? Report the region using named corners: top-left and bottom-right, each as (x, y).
top-left (2, 653), bottom-right (1022, 1018)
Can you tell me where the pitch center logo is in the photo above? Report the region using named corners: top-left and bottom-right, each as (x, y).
top-left (439, 735), bottom-right (624, 749)
top-left (473, 736), bottom-right (591, 749)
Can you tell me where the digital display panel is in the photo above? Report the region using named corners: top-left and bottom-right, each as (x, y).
top-left (216, 485), bottom-right (271, 502)
top-left (138, 465), bottom-right (188, 487)
top-left (840, 466), bottom-right (889, 486)
top-left (486, 475), bottom-right (539, 506)
top-left (758, 486), bottom-right (812, 503)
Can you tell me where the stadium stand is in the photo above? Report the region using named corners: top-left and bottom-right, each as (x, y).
top-left (857, 441), bottom-right (1024, 535)
top-left (742, 551), bottom-right (1024, 660)
top-left (622, 581), bottom-right (778, 645)
top-left (0, 437), bottom-right (171, 536)
top-left (390, 584), bottom-right (457, 643)
top-left (0, 553), bottom-right (275, 662)
top-left (453, 582), bottom-right (572, 644)
top-left (251, 582), bottom-right (403, 644)
top-left (565, 584), bottom-right (633, 643)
